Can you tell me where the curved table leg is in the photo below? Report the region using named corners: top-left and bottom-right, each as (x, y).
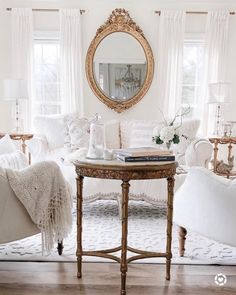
top-left (166, 176), bottom-right (175, 280)
top-left (121, 180), bottom-right (130, 295)
top-left (77, 175), bottom-right (84, 278)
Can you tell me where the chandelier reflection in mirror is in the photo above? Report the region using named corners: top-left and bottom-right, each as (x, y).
top-left (98, 63), bottom-right (146, 101)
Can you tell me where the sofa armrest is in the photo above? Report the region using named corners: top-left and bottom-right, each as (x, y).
top-left (27, 135), bottom-right (49, 163)
top-left (185, 138), bottom-right (213, 168)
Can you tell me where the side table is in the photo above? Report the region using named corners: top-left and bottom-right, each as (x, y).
top-left (74, 157), bottom-right (177, 295)
top-left (209, 136), bottom-right (236, 178)
top-left (0, 133), bottom-right (34, 164)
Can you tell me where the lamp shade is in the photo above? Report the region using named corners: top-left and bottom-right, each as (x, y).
top-left (208, 82), bottom-right (231, 104)
top-left (3, 79), bottom-right (28, 101)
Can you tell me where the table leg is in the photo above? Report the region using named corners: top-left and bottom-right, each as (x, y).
top-left (179, 226), bottom-right (187, 257)
top-left (121, 180), bottom-right (130, 295)
top-left (77, 175), bottom-right (84, 278)
top-left (166, 176), bottom-right (175, 280)
top-left (228, 142), bottom-right (233, 160)
top-left (28, 152), bottom-right (32, 165)
top-left (213, 141), bottom-right (219, 173)
top-left (21, 138), bottom-right (26, 154)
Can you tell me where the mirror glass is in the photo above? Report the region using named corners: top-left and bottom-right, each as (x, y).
top-left (93, 32), bottom-right (147, 102)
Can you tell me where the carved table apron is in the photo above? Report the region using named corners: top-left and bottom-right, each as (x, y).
top-left (73, 158), bottom-right (177, 295)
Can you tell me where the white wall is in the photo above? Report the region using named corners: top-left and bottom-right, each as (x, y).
top-left (0, 0), bottom-right (236, 132)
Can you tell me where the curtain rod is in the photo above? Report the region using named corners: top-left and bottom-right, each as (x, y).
top-left (155, 10), bottom-right (235, 15)
top-left (6, 8), bottom-right (86, 14)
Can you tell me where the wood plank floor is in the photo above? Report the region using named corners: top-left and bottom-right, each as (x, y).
top-left (0, 262), bottom-right (236, 295)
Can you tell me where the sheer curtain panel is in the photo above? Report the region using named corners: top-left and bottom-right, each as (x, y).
top-left (11, 8), bottom-right (33, 131)
top-left (157, 11), bottom-right (186, 119)
top-left (60, 9), bottom-right (84, 115)
top-left (199, 11), bottom-right (229, 135)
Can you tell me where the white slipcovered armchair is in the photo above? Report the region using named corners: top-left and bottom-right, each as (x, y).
top-left (0, 136), bottom-right (70, 254)
top-left (0, 172), bottom-right (40, 243)
top-left (0, 165), bottom-right (67, 255)
top-left (174, 167), bottom-right (236, 257)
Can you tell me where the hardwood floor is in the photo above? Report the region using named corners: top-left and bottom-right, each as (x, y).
top-left (0, 262), bottom-right (236, 295)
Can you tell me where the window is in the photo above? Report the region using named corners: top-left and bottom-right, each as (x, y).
top-left (182, 40), bottom-right (204, 117)
top-left (33, 32), bottom-right (61, 115)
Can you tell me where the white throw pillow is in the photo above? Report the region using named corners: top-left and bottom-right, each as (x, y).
top-left (0, 134), bottom-right (17, 155)
top-left (33, 115), bottom-right (66, 150)
top-left (125, 120), bottom-right (160, 148)
top-left (174, 119), bottom-right (200, 155)
top-left (104, 120), bottom-right (120, 149)
top-left (64, 114), bottom-right (90, 152)
top-left (0, 151), bottom-right (28, 170)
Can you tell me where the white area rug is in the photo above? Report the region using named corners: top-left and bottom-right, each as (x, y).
top-left (1, 200), bottom-right (236, 265)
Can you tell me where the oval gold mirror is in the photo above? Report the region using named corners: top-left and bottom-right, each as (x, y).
top-left (86, 9), bottom-right (154, 113)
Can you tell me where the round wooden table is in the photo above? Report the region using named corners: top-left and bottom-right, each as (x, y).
top-left (74, 158), bottom-right (177, 295)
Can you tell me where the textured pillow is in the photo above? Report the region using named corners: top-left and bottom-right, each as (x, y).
top-left (0, 134), bottom-right (17, 155)
top-left (104, 120), bottom-right (120, 149)
top-left (33, 115), bottom-right (66, 150)
top-left (174, 119), bottom-right (200, 155)
top-left (64, 114), bottom-right (90, 152)
top-left (122, 120), bottom-right (160, 148)
top-left (0, 151), bottom-right (28, 170)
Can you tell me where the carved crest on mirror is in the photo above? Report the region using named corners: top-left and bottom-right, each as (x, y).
top-left (86, 9), bottom-right (154, 113)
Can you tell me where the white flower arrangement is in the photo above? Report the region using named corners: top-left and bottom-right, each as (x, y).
top-left (152, 106), bottom-right (190, 148)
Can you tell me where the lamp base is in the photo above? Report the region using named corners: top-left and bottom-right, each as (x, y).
top-left (213, 104), bottom-right (222, 136)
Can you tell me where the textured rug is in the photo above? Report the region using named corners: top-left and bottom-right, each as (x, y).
top-left (1, 200), bottom-right (236, 265)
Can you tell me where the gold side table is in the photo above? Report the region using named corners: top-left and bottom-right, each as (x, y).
top-left (74, 158), bottom-right (177, 295)
top-left (0, 133), bottom-right (34, 164)
top-left (209, 136), bottom-right (236, 178)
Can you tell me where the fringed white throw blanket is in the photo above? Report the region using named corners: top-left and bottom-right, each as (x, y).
top-left (5, 161), bottom-right (72, 253)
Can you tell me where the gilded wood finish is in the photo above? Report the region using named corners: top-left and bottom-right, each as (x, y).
top-left (86, 8), bottom-right (154, 113)
top-left (76, 175), bottom-right (84, 278)
top-left (179, 226), bottom-right (187, 257)
top-left (166, 176), bottom-right (175, 280)
top-left (209, 137), bottom-right (236, 177)
top-left (0, 132), bottom-right (34, 164)
top-left (74, 159), bottom-right (177, 295)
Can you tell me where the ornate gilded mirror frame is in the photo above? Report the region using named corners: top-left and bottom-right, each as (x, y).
top-left (86, 8), bottom-right (154, 113)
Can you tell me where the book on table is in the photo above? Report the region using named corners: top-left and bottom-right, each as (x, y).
top-left (113, 147), bottom-right (172, 157)
top-left (117, 154), bottom-right (175, 162)
top-left (114, 147), bottom-right (175, 162)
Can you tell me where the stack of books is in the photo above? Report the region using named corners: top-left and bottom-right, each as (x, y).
top-left (114, 147), bottom-right (175, 162)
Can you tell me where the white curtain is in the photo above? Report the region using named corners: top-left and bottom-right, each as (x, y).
top-left (60, 9), bottom-right (84, 115)
top-left (157, 11), bottom-right (186, 119)
top-left (11, 8), bottom-right (33, 131)
top-left (199, 11), bottom-right (229, 135)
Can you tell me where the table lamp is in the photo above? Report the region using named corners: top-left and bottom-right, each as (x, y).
top-left (208, 82), bottom-right (231, 136)
top-left (3, 79), bottom-right (28, 133)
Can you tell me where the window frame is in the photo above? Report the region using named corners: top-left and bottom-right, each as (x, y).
top-left (33, 31), bottom-right (61, 116)
top-left (181, 33), bottom-right (205, 117)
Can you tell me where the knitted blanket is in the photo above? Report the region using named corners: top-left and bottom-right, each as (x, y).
top-left (5, 161), bottom-right (72, 253)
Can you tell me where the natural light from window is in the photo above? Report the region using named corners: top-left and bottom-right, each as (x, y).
top-left (182, 40), bottom-right (204, 117)
top-left (33, 36), bottom-right (61, 115)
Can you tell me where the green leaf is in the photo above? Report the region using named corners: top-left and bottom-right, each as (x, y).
top-left (153, 136), bottom-right (163, 145)
top-left (173, 134), bottom-right (180, 144)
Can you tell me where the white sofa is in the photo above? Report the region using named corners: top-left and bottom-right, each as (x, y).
top-left (174, 167), bottom-right (236, 255)
top-left (29, 115), bottom-right (213, 207)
